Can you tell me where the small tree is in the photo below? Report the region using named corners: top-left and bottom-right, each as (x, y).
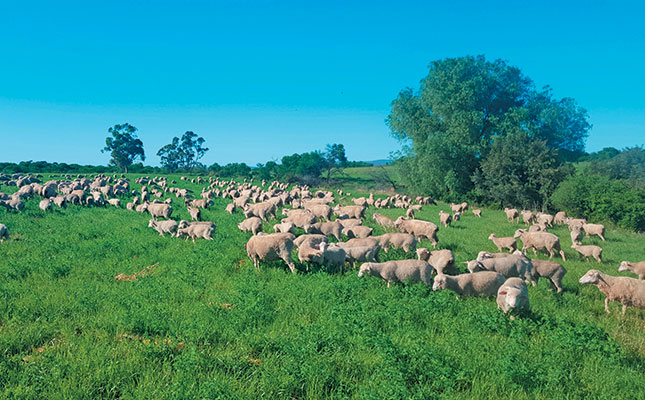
top-left (102, 123), bottom-right (145, 173)
top-left (157, 131), bottom-right (209, 171)
top-left (323, 143), bottom-right (348, 183)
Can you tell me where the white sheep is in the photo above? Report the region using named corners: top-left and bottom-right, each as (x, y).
top-left (582, 223), bottom-right (606, 241)
top-left (0, 223), bottom-right (8, 242)
top-left (187, 206), bottom-right (201, 221)
top-left (39, 199), bottom-right (52, 212)
top-left (619, 261), bottom-right (645, 280)
top-left (579, 269), bottom-right (645, 314)
top-left (358, 260), bottom-right (434, 288)
top-left (571, 243), bottom-right (603, 263)
top-left (148, 219), bottom-right (179, 237)
top-left (237, 217), bottom-right (263, 235)
top-left (514, 229), bottom-right (566, 261)
top-left (497, 277), bottom-right (530, 317)
top-left (488, 234), bottom-right (517, 253)
top-left (530, 259), bottom-right (567, 293)
top-left (432, 271), bottom-right (506, 297)
top-left (464, 253), bottom-right (536, 286)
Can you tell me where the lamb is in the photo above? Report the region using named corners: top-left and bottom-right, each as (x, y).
top-left (39, 199), bottom-right (52, 212)
top-left (514, 229), bottom-right (566, 261)
top-left (521, 210), bottom-right (535, 225)
top-left (554, 211), bottom-right (567, 224)
top-left (619, 261), bottom-right (645, 280)
top-left (146, 203), bottom-right (173, 220)
top-left (504, 208), bottom-right (519, 223)
top-left (342, 226), bottom-right (373, 239)
top-left (374, 233), bottom-right (417, 253)
top-left (225, 203), bottom-right (236, 214)
top-left (570, 226), bottom-right (583, 245)
top-left (176, 222), bottom-right (215, 242)
top-left (530, 259), bottom-right (567, 293)
top-left (0, 223), bottom-right (8, 242)
top-left (246, 233), bottom-right (296, 273)
top-left (148, 219), bottom-right (179, 237)
top-left (416, 248), bottom-right (456, 275)
top-left (464, 253), bottom-right (536, 286)
top-left (303, 221), bottom-right (343, 240)
top-left (579, 269), bottom-right (645, 314)
top-left (439, 211), bottom-right (452, 228)
top-left (394, 217), bottom-right (438, 248)
top-left (358, 260), bottom-right (434, 288)
top-left (472, 209), bottom-right (482, 217)
top-left (372, 213), bottom-right (395, 228)
top-left (432, 271), bottom-right (506, 297)
top-left (571, 243), bottom-right (603, 263)
top-left (582, 223), bottom-right (606, 241)
top-left (273, 221), bottom-right (296, 234)
top-left (497, 278), bottom-right (530, 316)
top-left (488, 234), bottom-right (517, 253)
top-left (237, 217), bottom-right (263, 235)
top-left (187, 206), bottom-right (201, 221)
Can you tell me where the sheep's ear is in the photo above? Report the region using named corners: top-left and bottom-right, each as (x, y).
top-left (499, 291), bottom-right (507, 295)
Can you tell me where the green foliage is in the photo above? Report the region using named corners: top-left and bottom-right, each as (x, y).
top-left (551, 173), bottom-right (645, 231)
top-left (210, 162), bottom-right (252, 178)
top-left (387, 55), bottom-right (590, 201)
top-left (101, 123), bottom-right (145, 172)
top-left (588, 146), bottom-right (645, 183)
top-left (157, 131), bottom-right (209, 171)
top-left (323, 143), bottom-right (348, 183)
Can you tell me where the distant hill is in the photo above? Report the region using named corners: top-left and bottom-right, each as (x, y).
top-left (364, 159), bottom-right (392, 166)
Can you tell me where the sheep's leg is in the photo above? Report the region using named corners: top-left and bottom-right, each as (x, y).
top-left (387, 281), bottom-right (391, 288)
top-left (605, 298), bottom-right (611, 314)
top-left (622, 304), bottom-right (627, 315)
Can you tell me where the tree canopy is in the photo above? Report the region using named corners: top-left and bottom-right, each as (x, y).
top-left (157, 131), bottom-right (209, 171)
top-left (101, 123), bottom-right (145, 173)
top-left (387, 55), bottom-right (591, 203)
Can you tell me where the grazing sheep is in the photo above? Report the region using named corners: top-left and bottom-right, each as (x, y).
top-left (148, 219), bottom-right (179, 237)
top-left (336, 218), bottom-right (362, 228)
top-left (243, 202), bottom-right (276, 221)
top-left (187, 206), bottom-right (201, 221)
top-left (358, 260), bottom-right (434, 288)
top-left (432, 271), bottom-right (506, 297)
top-left (554, 211), bottom-right (567, 225)
top-left (225, 203), bottom-right (236, 214)
top-left (343, 245), bottom-right (380, 269)
top-left (283, 212), bottom-right (316, 228)
top-left (333, 205), bottom-right (366, 219)
top-left (504, 208), bottom-right (519, 223)
top-left (579, 269), bottom-right (645, 314)
top-left (497, 278), bottom-right (530, 316)
top-left (297, 240), bottom-right (324, 266)
top-left (537, 213), bottom-right (554, 227)
top-left (477, 251), bottom-right (512, 260)
top-left (406, 208), bottom-right (415, 219)
top-left (375, 233), bottom-right (417, 253)
top-left (521, 210), bottom-right (535, 225)
top-left (293, 234), bottom-right (328, 249)
top-left (583, 223), bottom-right (606, 241)
top-left (394, 217), bottom-right (438, 248)
top-left (571, 243), bottom-right (603, 263)
top-left (107, 198), bottom-right (120, 208)
top-left (567, 218), bottom-right (587, 230)
top-left (0, 223), bottom-right (8, 242)
top-left (528, 224), bottom-right (547, 232)
top-left (246, 233), bottom-right (296, 273)
top-left (176, 222), bottom-right (215, 242)
top-left (303, 221), bottom-right (343, 241)
top-left (342, 226), bottom-right (373, 239)
top-left (570, 226), bottom-right (583, 245)
top-left (147, 203), bottom-right (173, 220)
top-left (306, 204), bottom-right (333, 221)
top-left (39, 199), bottom-right (52, 212)
top-left (472, 209), bottom-right (482, 217)
top-left (465, 253), bottom-right (536, 286)
top-left (514, 229), bottom-right (566, 261)
top-left (439, 211), bottom-right (452, 228)
top-left (273, 221), bottom-right (296, 234)
top-left (316, 242), bottom-right (347, 273)
top-left (416, 248), bottom-right (456, 275)
top-left (135, 204), bottom-right (147, 213)
top-left (488, 234), bottom-right (517, 253)
top-left (530, 259), bottom-right (567, 293)
top-left (238, 217), bottom-right (263, 235)
top-left (126, 202), bottom-right (135, 211)
top-left (372, 213), bottom-right (395, 229)
top-left (619, 261), bottom-right (645, 280)
top-left (52, 196), bottom-right (67, 208)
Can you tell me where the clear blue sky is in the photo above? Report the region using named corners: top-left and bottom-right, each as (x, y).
top-left (1, 0), bottom-right (644, 166)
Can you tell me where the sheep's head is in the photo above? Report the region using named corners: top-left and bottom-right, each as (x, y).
top-left (579, 269), bottom-right (603, 285)
top-left (416, 248), bottom-right (430, 261)
top-left (498, 287), bottom-right (527, 309)
top-left (618, 261), bottom-right (631, 272)
top-left (357, 263), bottom-right (372, 278)
top-left (488, 234), bottom-right (496, 240)
top-left (464, 260), bottom-right (485, 273)
top-left (513, 229), bottom-right (526, 239)
top-left (432, 275), bottom-right (447, 291)
top-left (477, 251), bottom-right (493, 261)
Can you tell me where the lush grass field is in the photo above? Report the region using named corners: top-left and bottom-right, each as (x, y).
top-left (1, 173), bottom-right (644, 399)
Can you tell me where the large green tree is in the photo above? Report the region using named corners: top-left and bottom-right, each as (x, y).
top-left (102, 123), bottom-right (145, 173)
top-left (323, 143), bottom-right (348, 183)
top-left (387, 55), bottom-right (591, 201)
top-left (157, 131), bottom-right (209, 171)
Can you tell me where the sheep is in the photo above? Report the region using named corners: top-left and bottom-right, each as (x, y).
top-left (146, 203), bottom-right (173, 220)
top-left (477, 251), bottom-right (512, 260)
top-left (394, 217), bottom-right (438, 248)
top-left (514, 229), bottom-right (566, 261)
top-left (432, 271), bottom-right (506, 297)
top-left (372, 213), bottom-right (395, 229)
top-left (416, 248), bottom-right (456, 275)
top-left (536, 213), bottom-right (554, 227)
top-left (567, 218), bottom-right (587, 230)
top-left (571, 243), bottom-right (603, 263)
top-left (187, 206), bottom-right (201, 221)
top-left (472, 209), bottom-right (482, 217)
top-left (488, 234), bottom-right (517, 253)
top-left (297, 240), bottom-right (324, 266)
top-left (0, 223), bottom-right (8, 242)
top-left (283, 212), bottom-right (316, 228)
top-left (246, 233), bottom-right (296, 273)
top-left (464, 253), bottom-right (536, 286)
top-left (521, 210), bottom-right (535, 225)
top-left (52, 196), bottom-right (66, 208)
top-left (126, 202), bottom-right (135, 211)
top-left (225, 203), bottom-right (236, 214)
top-left (374, 233), bottom-right (417, 253)
top-left (316, 242), bottom-right (347, 273)
top-left (336, 218), bottom-right (362, 228)
top-left (243, 202), bottom-right (276, 221)
top-left (135, 204), bottom-right (148, 213)
top-left (528, 224), bottom-right (547, 232)
top-left (293, 234), bottom-right (327, 249)
top-left (504, 208), bottom-right (519, 223)
top-left (439, 211), bottom-right (452, 228)
top-left (570, 226), bottom-right (583, 245)
top-left (619, 261), bottom-right (645, 280)
top-left (343, 245), bottom-right (380, 269)
top-left (342, 226), bottom-right (373, 239)
top-left (273, 221), bottom-right (296, 234)
top-left (452, 212), bottom-right (461, 222)
top-left (497, 278), bottom-right (530, 316)
top-left (237, 217), bottom-right (263, 235)
top-left (358, 260), bottom-right (434, 288)
top-left (306, 204), bottom-right (332, 221)
top-left (176, 222), bottom-right (215, 242)
top-left (303, 221), bottom-right (343, 240)
top-left (554, 211), bottom-right (567, 225)
top-left (582, 223), bottom-right (606, 241)
top-left (579, 269), bottom-right (645, 314)
top-left (148, 219), bottom-right (179, 237)
top-left (530, 259), bottom-right (567, 293)
top-left (39, 199), bottom-right (52, 212)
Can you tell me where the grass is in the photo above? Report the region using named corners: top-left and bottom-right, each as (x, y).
top-left (1, 172), bottom-right (645, 399)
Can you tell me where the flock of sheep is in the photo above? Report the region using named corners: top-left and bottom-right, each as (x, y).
top-left (1, 172), bottom-right (644, 317)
